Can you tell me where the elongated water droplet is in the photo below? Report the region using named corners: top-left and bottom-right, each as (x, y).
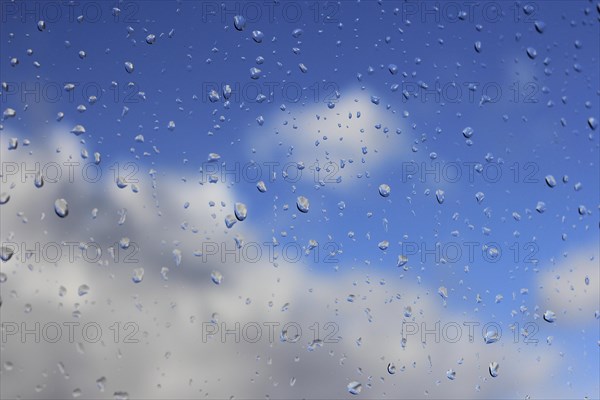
top-left (124, 61), bottom-right (134, 73)
top-left (435, 189), bottom-right (445, 204)
top-left (54, 198), bottom-right (68, 217)
top-left (225, 214), bottom-right (237, 228)
top-left (387, 363), bottom-right (396, 374)
top-left (1, 246), bottom-right (14, 262)
top-left (211, 270), bottom-right (223, 285)
top-left (0, 193), bottom-right (10, 205)
top-left (252, 30), bottom-right (264, 43)
top-left (233, 15), bottom-right (246, 31)
top-left (257, 181), bottom-right (267, 192)
top-left (347, 381), bottom-right (362, 395)
top-left (545, 175), bottom-right (557, 188)
top-left (234, 202), bottom-right (247, 221)
top-left (489, 362), bottom-right (499, 377)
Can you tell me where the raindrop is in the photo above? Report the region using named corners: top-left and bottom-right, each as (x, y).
top-left (132, 268), bottom-right (144, 283)
top-left (37, 20), bottom-right (46, 31)
top-left (257, 181), bottom-right (267, 192)
top-left (211, 270), bottom-right (223, 285)
top-left (543, 310), bottom-right (556, 323)
top-left (475, 192), bottom-right (485, 203)
top-left (446, 369), bottom-right (456, 380)
top-left (54, 198), bottom-right (68, 217)
top-left (489, 362), bottom-right (499, 377)
top-left (387, 363), bottom-right (396, 374)
top-left (378, 240), bottom-right (389, 250)
top-left (145, 34), bottom-right (156, 44)
top-left (438, 286), bottom-right (448, 299)
top-left (1, 246), bottom-right (14, 262)
top-left (296, 196), bottom-right (310, 213)
top-left (378, 184), bottom-right (391, 197)
top-left (252, 30), bottom-right (264, 43)
top-left (225, 214), bottom-right (237, 228)
top-left (474, 41), bottom-right (482, 53)
top-left (397, 255), bottom-right (408, 267)
top-left (234, 202), bottom-right (247, 221)
top-left (462, 126), bottom-right (474, 138)
top-left (233, 15), bottom-right (246, 31)
top-left (78, 284), bottom-right (89, 296)
top-left (3, 108), bottom-right (16, 118)
top-left (347, 382), bottom-right (362, 395)
top-left (545, 175), bottom-right (557, 188)
top-left (526, 47), bottom-right (537, 59)
top-left (435, 189), bottom-right (445, 204)
top-left (124, 61), bottom-right (134, 73)
top-left (71, 125), bottom-right (86, 136)
top-left (0, 193), bottom-right (10, 205)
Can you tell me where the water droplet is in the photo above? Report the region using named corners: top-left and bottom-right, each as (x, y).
top-left (588, 117), bottom-right (598, 130)
top-left (387, 363), bottom-right (396, 374)
top-left (0, 193), bottom-right (10, 205)
top-left (250, 67), bottom-right (261, 79)
top-left (475, 192), bottom-right (485, 203)
top-left (462, 126), bottom-right (474, 138)
top-left (3, 108), bottom-right (16, 118)
top-left (292, 28), bottom-right (303, 38)
top-left (438, 286), bottom-right (448, 299)
top-left (211, 270), bottom-right (223, 285)
top-left (37, 20), bottom-right (46, 31)
top-left (78, 284), bottom-right (90, 296)
top-left (225, 214), bottom-right (237, 228)
top-left (474, 41), bottom-right (482, 53)
top-left (54, 198), bottom-right (69, 217)
top-left (543, 310), bottom-right (556, 323)
top-left (71, 125), bottom-right (86, 136)
top-left (484, 329), bottom-right (499, 344)
top-left (535, 201), bottom-right (546, 213)
top-left (233, 15), bottom-right (246, 30)
top-left (116, 177), bottom-right (128, 189)
top-left (296, 196), bottom-right (309, 213)
top-left (388, 64), bottom-right (398, 74)
top-left (251, 30), bottom-right (264, 43)
top-left (257, 181), bottom-right (267, 192)
top-left (526, 47), bottom-right (537, 59)
top-left (378, 184), bottom-right (391, 197)
top-left (34, 172), bottom-right (44, 188)
top-left (545, 175), bottom-right (557, 188)
top-left (489, 362), bottom-right (500, 377)
top-left (347, 381), bottom-right (362, 395)
top-left (435, 189), bottom-right (445, 204)
top-left (124, 61), bottom-right (134, 73)
top-left (132, 268), bottom-right (144, 283)
top-left (446, 369), bottom-right (456, 380)
top-left (145, 34), bottom-right (156, 44)
top-left (234, 202), bottom-right (247, 221)
top-left (298, 63), bottom-right (308, 73)
top-left (534, 20), bottom-right (546, 33)
top-left (1, 246), bottom-right (14, 262)
top-left (378, 240), bottom-right (389, 250)
top-left (397, 255), bottom-right (408, 267)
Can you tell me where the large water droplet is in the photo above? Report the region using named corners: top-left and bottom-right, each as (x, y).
top-left (545, 175), bottom-right (557, 188)
top-left (124, 61), bottom-right (134, 73)
top-left (0, 193), bottom-right (10, 205)
top-left (54, 198), bottom-right (69, 217)
top-left (296, 196), bottom-right (310, 213)
top-left (543, 310), bottom-right (556, 323)
top-left (378, 184), bottom-right (391, 197)
top-left (233, 15), bottom-right (246, 31)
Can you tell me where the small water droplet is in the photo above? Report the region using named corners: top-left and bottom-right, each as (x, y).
top-left (132, 268), bottom-right (144, 283)
top-left (347, 381), bottom-right (362, 395)
top-left (233, 15), bottom-right (246, 31)
top-left (387, 363), bottom-right (396, 374)
top-left (543, 310), bottom-right (556, 323)
top-left (489, 362), bottom-right (500, 377)
top-left (124, 61), bottom-right (134, 73)
top-left (545, 175), bottom-right (557, 188)
top-left (78, 284), bottom-right (90, 296)
top-left (234, 202), bottom-right (247, 221)
top-left (211, 270), bottom-right (223, 285)
top-left (257, 181), bottom-right (267, 192)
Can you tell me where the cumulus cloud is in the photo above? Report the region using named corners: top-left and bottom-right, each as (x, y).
top-left (0, 129), bottom-right (583, 399)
